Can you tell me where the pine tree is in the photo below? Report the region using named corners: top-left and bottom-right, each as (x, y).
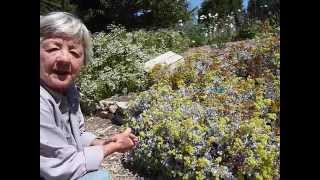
top-left (40, 0), bottom-right (76, 15)
top-left (247, 0), bottom-right (279, 22)
top-left (138, 0), bottom-right (190, 28)
top-left (72, 0), bottom-right (191, 32)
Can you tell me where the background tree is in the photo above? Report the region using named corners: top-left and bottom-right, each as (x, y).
top-left (73, 0), bottom-right (191, 32)
top-left (247, 0), bottom-right (280, 23)
top-left (137, 0), bottom-right (191, 29)
top-left (198, 0), bottom-right (243, 27)
top-left (40, 0), bottom-right (76, 15)
top-left (72, 0), bottom-right (141, 32)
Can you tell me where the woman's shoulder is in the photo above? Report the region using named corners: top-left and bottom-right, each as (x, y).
top-left (40, 85), bottom-right (52, 100)
top-left (40, 84), bottom-right (60, 108)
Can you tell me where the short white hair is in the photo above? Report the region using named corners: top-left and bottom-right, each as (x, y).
top-left (40, 12), bottom-right (93, 65)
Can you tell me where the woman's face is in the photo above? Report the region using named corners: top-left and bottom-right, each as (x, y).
top-left (40, 36), bottom-right (84, 93)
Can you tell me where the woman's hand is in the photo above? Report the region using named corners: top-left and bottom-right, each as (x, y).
top-left (90, 137), bottom-right (117, 146)
top-left (90, 139), bottom-right (107, 146)
top-left (102, 128), bottom-right (138, 156)
top-left (110, 128), bottom-right (138, 152)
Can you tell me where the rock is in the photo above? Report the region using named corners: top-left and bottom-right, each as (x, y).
top-left (97, 100), bottom-right (114, 111)
top-left (97, 111), bottom-right (113, 119)
top-left (109, 104), bottom-right (118, 113)
top-left (116, 101), bottom-right (128, 110)
top-left (97, 96), bottom-right (130, 123)
top-left (144, 51), bottom-right (184, 72)
top-left (101, 100), bottom-right (114, 107)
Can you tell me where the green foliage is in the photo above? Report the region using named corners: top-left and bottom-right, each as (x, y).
top-left (247, 0), bottom-right (280, 24)
top-left (198, 0), bottom-right (243, 20)
top-left (234, 17), bottom-right (280, 41)
top-left (73, 0), bottom-right (191, 32)
top-left (76, 25), bottom-right (192, 113)
top-left (198, 0), bottom-right (244, 30)
top-left (40, 0), bottom-right (77, 15)
top-left (138, 0), bottom-right (191, 29)
top-left (178, 22), bottom-right (208, 46)
top-left (123, 32), bottom-right (280, 179)
top-left (73, 0), bottom-right (139, 32)
top-left (235, 22), bottom-right (259, 40)
top-left (129, 29), bottom-right (192, 54)
top-left (76, 25), bottom-right (149, 112)
top-left (178, 14), bottom-right (238, 47)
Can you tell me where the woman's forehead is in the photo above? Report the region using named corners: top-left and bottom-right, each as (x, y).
top-left (42, 35), bottom-right (83, 46)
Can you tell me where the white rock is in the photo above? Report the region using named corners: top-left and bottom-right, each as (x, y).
top-left (116, 102), bottom-right (128, 110)
top-left (144, 51), bottom-right (184, 72)
top-left (99, 100), bottom-right (112, 109)
top-left (108, 104), bottom-right (118, 113)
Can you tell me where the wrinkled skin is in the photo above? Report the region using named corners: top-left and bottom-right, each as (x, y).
top-left (40, 35), bottom-right (138, 156)
top-left (40, 36), bottom-right (84, 93)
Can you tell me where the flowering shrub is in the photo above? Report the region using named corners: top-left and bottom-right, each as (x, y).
top-left (199, 13), bottom-right (237, 44)
top-left (179, 12), bottom-right (280, 47)
top-left (178, 13), bottom-right (239, 48)
top-left (235, 18), bottom-right (280, 41)
top-left (76, 25), bottom-right (192, 113)
top-left (123, 33), bottom-right (280, 179)
top-left (128, 29), bottom-right (192, 55)
top-left (76, 25), bottom-right (151, 112)
top-left (177, 21), bottom-right (208, 47)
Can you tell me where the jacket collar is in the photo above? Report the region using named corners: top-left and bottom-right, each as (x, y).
top-left (40, 80), bottom-right (80, 113)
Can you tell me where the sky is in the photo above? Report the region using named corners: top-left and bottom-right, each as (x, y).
top-left (188, 0), bottom-right (249, 10)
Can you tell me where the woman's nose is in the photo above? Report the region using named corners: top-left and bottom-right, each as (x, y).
top-left (56, 50), bottom-right (71, 70)
top-left (56, 49), bottom-right (71, 63)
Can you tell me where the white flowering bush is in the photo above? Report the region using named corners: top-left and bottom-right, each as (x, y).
top-left (123, 33), bottom-right (280, 179)
top-left (77, 25), bottom-right (192, 113)
top-left (199, 13), bottom-right (239, 47)
top-left (77, 25), bottom-right (151, 112)
top-left (128, 29), bottom-right (192, 55)
top-left (178, 13), bottom-right (239, 47)
top-left (179, 12), bottom-right (280, 47)
top-left (176, 21), bottom-right (208, 47)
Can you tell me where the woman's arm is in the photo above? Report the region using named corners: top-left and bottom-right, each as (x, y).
top-left (40, 97), bottom-right (104, 180)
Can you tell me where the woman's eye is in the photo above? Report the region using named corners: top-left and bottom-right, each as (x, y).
top-left (70, 51), bottom-right (80, 58)
top-left (46, 48), bottom-right (59, 53)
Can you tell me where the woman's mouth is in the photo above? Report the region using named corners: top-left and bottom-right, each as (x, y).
top-left (53, 69), bottom-right (69, 76)
top-left (52, 70), bottom-right (71, 81)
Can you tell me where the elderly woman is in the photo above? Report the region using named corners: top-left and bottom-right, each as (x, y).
top-left (40, 12), bottom-right (138, 180)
